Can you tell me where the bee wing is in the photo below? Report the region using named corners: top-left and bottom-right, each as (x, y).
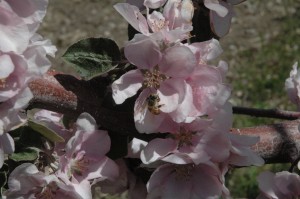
top-left (134, 90), bottom-right (152, 117)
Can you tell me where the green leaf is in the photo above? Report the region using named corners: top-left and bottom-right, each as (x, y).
top-left (9, 147), bottom-right (39, 162)
top-left (28, 120), bottom-right (64, 143)
top-left (62, 38), bottom-right (121, 80)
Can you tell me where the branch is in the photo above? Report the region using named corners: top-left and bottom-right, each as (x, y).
top-left (28, 74), bottom-right (300, 164)
top-left (233, 106), bottom-right (300, 120)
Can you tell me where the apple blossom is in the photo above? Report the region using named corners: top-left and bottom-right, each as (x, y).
top-left (58, 113), bottom-right (119, 183)
top-left (140, 120), bottom-right (231, 165)
top-left (33, 110), bottom-right (73, 156)
top-left (3, 163), bottom-right (92, 199)
top-left (0, 88), bottom-right (33, 168)
top-left (113, 38), bottom-right (197, 133)
top-left (114, 0), bottom-right (193, 42)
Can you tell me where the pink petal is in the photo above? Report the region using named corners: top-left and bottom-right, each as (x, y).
top-left (147, 164), bottom-right (174, 192)
top-left (141, 138), bottom-right (177, 164)
top-left (191, 164), bottom-right (223, 198)
top-left (134, 90), bottom-right (166, 133)
top-left (160, 45), bottom-right (196, 78)
top-left (114, 3), bottom-right (149, 35)
top-left (80, 130), bottom-right (111, 158)
top-left (112, 69), bottom-right (143, 104)
top-left (204, 0), bottom-right (228, 17)
top-left (257, 171), bottom-right (278, 199)
top-left (0, 54), bottom-right (15, 79)
top-left (78, 157), bottom-right (119, 182)
top-left (188, 39), bottom-right (223, 62)
top-left (169, 83), bottom-right (195, 123)
top-left (76, 112), bottom-right (97, 132)
top-left (157, 79), bottom-right (183, 113)
top-left (210, 1), bottom-right (233, 37)
top-left (0, 7), bottom-right (30, 53)
top-left (5, 0), bottom-right (48, 32)
top-left (163, 171), bottom-right (192, 198)
top-left (162, 153), bottom-right (199, 164)
top-left (125, 34), bottom-right (162, 69)
top-left (127, 138), bottom-right (148, 158)
top-left (0, 133), bottom-right (15, 155)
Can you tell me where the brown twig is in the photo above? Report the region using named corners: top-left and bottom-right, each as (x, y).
top-left (28, 74), bottom-right (300, 164)
top-left (233, 106), bottom-right (300, 120)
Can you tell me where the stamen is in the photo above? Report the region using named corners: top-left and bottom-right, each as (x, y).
top-left (35, 182), bottom-right (58, 199)
top-left (174, 164), bottom-right (195, 181)
top-left (71, 154), bottom-right (89, 176)
top-left (141, 66), bottom-right (168, 89)
top-left (173, 127), bottom-right (195, 148)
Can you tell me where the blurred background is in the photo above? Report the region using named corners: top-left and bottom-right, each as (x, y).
top-left (38, 0), bottom-right (300, 198)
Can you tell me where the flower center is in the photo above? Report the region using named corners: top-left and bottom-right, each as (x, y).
top-left (71, 153), bottom-right (89, 176)
top-left (174, 164), bottom-right (195, 181)
top-left (173, 127), bottom-right (194, 148)
top-left (141, 66), bottom-right (168, 89)
top-left (151, 18), bottom-right (168, 32)
top-left (35, 182), bottom-right (58, 199)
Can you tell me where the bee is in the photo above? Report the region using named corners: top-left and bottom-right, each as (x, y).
top-left (146, 94), bottom-right (163, 115)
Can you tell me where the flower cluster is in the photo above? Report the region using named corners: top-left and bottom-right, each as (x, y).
top-left (3, 111), bottom-right (119, 199)
top-left (0, 0), bottom-right (56, 168)
top-left (111, 0), bottom-right (263, 198)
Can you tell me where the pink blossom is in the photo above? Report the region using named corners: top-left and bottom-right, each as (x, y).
top-left (112, 38), bottom-right (197, 133)
top-left (147, 162), bottom-right (225, 198)
top-left (0, 0), bottom-right (55, 103)
top-left (4, 163), bottom-right (91, 199)
top-left (257, 171), bottom-right (300, 199)
top-left (0, 3), bottom-right (30, 53)
top-left (2, 0), bottom-right (48, 32)
top-left (24, 33), bottom-right (57, 79)
top-left (114, 1), bottom-right (193, 42)
top-left (140, 120), bottom-right (231, 165)
top-left (187, 38), bottom-right (223, 64)
top-left (0, 88), bottom-right (33, 168)
top-left (0, 133), bottom-right (14, 168)
top-left (186, 62), bottom-right (231, 119)
top-left (285, 62), bottom-right (300, 109)
top-left (33, 110), bottom-right (73, 156)
top-left (0, 0), bottom-right (49, 53)
top-left (59, 113), bottom-right (119, 183)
